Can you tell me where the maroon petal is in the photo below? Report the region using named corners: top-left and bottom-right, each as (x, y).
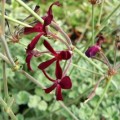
top-left (60, 76), bottom-right (72, 89)
top-left (47, 1), bottom-right (61, 15)
top-left (43, 40), bottom-right (57, 55)
top-left (26, 53), bottom-right (33, 71)
top-left (59, 51), bottom-right (71, 60)
top-left (44, 83), bottom-right (56, 93)
top-left (85, 45), bottom-right (101, 58)
top-left (24, 22), bottom-right (43, 34)
top-left (42, 70), bottom-right (55, 82)
top-left (38, 57), bottom-right (56, 70)
top-left (43, 1), bottom-right (61, 33)
top-left (27, 33), bottom-right (44, 51)
top-left (56, 84), bottom-right (63, 100)
top-left (55, 61), bottom-right (62, 79)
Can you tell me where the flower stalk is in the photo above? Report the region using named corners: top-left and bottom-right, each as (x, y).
top-left (92, 4), bottom-right (95, 44)
top-left (0, 97), bottom-right (17, 120)
top-left (90, 76), bottom-right (113, 119)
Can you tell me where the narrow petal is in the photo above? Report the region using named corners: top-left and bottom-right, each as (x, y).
top-left (43, 1), bottom-right (61, 33)
top-left (44, 83), bottom-right (56, 93)
top-left (42, 70), bottom-right (55, 82)
top-left (26, 53), bottom-right (33, 71)
top-left (59, 51), bottom-right (71, 60)
top-left (38, 57), bottom-right (56, 70)
top-left (56, 84), bottom-right (63, 100)
top-left (27, 33), bottom-right (44, 50)
top-left (24, 22), bottom-right (43, 34)
top-left (43, 40), bottom-right (57, 55)
top-left (47, 1), bottom-right (61, 15)
top-left (60, 76), bottom-right (72, 89)
top-left (85, 45), bottom-right (100, 58)
top-left (55, 61), bottom-right (62, 79)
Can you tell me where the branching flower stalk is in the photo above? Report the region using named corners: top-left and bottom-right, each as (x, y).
top-left (0, 1), bottom-right (17, 120)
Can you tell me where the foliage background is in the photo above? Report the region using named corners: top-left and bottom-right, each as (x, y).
top-left (0, 0), bottom-right (120, 120)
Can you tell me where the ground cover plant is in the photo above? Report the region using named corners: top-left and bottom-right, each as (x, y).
top-left (0, 0), bottom-right (120, 120)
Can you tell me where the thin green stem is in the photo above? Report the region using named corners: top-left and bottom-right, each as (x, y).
top-left (90, 76), bottom-right (113, 119)
top-left (95, 3), bottom-right (120, 37)
top-left (0, 97), bottom-right (17, 120)
top-left (0, 35), bottom-right (15, 66)
top-left (92, 5), bottom-right (95, 44)
top-left (71, 62), bottom-right (103, 75)
top-left (3, 61), bottom-right (9, 101)
top-left (74, 47), bottom-right (104, 73)
top-left (85, 3), bottom-right (120, 50)
top-left (97, 0), bottom-right (104, 25)
top-left (19, 70), bottom-right (45, 89)
top-left (59, 102), bottom-right (79, 120)
top-left (1, 0), bottom-right (9, 102)
top-left (0, 52), bottom-right (10, 64)
top-left (0, 13), bottom-right (32, 27)
top-left (69, 56), bottom-right (81, 76)
top-left (15, 0), bottom-right (43, 23)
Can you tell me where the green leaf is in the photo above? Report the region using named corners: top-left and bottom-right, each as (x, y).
top-left (38, 100), bottom-right (48, 111)
top-left (16, 91), bottom-right (29, 105)
top-left (16, 114), bottom-right (24, 120)
top-left (28, 95), bottom-right (41, 108)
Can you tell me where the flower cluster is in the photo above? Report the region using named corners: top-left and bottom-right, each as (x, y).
top-left (24, 1), bottom-right (72, 100)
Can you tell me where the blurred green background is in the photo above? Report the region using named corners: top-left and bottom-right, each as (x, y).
top-left (0, 0), bottom-right (120, 120)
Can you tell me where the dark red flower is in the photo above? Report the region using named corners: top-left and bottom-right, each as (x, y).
top-left (26, 33), bottom-right (44, 70)
top-left (24, 1), bottom-right (61, 70)
top-left (24, 1), bottom-right (61, 35)
top-left (42, 69), bottom-right (72, 100)
top-left (85, 33), bottom-right (105, 57)
top-left (38, 40), bottom-right (71, 74)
